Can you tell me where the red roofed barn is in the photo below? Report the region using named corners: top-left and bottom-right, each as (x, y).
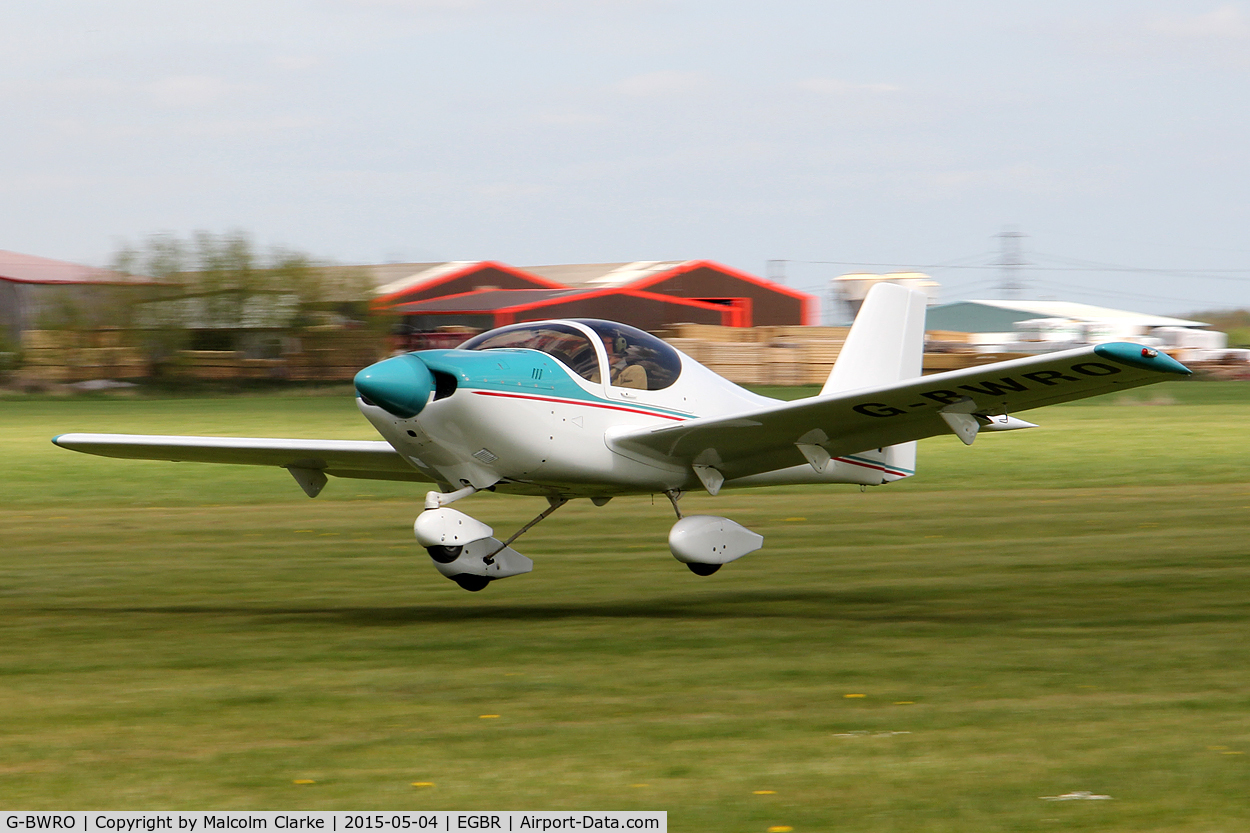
top-left (372, 260), bottom-right (815, 341)
top-left (0, 249), bottom-right (160, 346)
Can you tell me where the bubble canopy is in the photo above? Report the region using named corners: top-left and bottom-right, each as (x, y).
top-left (460, 319), bottom-right (682, 391)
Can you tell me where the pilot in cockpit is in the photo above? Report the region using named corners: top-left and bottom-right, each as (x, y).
top-left (605, 332), bottom-right (648, 390)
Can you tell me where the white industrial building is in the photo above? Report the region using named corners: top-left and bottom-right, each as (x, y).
top-left (925, 299), bottom-right (1228, 362)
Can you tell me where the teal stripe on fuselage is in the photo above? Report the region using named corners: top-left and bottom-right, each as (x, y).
top-left (413, 348), bottom-right (694, 420)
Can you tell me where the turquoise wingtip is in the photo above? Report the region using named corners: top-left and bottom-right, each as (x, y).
top-left (1094, 343), bottom-right (1192, 376)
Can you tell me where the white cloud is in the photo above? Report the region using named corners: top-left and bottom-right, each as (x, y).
top-left (1061, 5), bottom-right (1250, 67)
top-left (475, 180), bottom-right (551, 199)
top-left (340, 0), bottom-right (669, 12)
top-left (797, 78), bottom-right (900, 95)
top-left (166, 115), bottom-right (323, 138)
top-left (0, 77), bottom-right (122, 101)
top-left (144, 75), bottom-right (250, 107)
top-left (531, 110), bottom-right (609, 127)
top-left (2, 74), bottom-right (259, 108)
top-left (904, 164), bottom-right (1074, 200)
top-left (1148, 4), bottom-right (1250, 40)
top-left (615, 70), bottom-right (710, 97)
top-left (271, 55), bottom-right (323, 72)
top-left (47, 117), bottom-right (145, 141)
top-left (343, 0), bottom-right (486, 10)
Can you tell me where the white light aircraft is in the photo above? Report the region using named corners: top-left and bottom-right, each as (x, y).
top-left (54, 285), bottom-right (1192, 591)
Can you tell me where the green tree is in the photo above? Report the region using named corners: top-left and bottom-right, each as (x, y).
top-left (112, 231), bottom-right (377, 362)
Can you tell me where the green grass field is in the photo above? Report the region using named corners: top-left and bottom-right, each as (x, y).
top-left (2, 382), bottom-right (1249, 830)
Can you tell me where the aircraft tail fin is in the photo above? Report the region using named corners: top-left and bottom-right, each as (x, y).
top-left (822, 282), bottom-right (927, 395)
top-left (821, 282), bottom-right (927, 480)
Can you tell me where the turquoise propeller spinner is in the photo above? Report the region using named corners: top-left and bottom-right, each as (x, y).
top-left (354, 354), bottom-right (435, 418)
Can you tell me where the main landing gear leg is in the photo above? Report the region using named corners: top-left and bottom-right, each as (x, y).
top-left (484, 496), bottom-right (569, 564)
top-left (425, 484), bottom-right (477, 510)
top-left (414, 492), bottom-right (568, 592)
top-left (664, 490), bottom-right (719, 574)
top-left (420, 486), bottom-right (481, 563)
top-left (665, 491), bottom-right (765, 577)
top-left (664, 489), bottom-right (717, 574)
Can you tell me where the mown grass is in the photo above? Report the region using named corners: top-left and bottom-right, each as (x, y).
top-left (1, 382), bottom-right (1248, 831)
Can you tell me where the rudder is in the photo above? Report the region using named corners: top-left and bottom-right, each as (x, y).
top-left (822, 283), bottom-right (927, 480)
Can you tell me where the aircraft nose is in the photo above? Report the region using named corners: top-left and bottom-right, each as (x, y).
top-left (354, 354), bottom-right (436, 418)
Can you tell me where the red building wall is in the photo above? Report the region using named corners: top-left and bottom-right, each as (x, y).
top-left (634, 263), bottom-right (810, 326)
top-left (506, 291), bottom-right (727, 331)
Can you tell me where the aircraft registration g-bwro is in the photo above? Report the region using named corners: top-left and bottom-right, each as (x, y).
top-left (54, 285), bottom-right (1192, 591)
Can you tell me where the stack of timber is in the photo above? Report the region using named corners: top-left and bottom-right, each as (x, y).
top-left (287, 328), bottom-right (387, 381)
top-left (760, 345), bottom-right (807, 386)
top-left (922, 351), bottom-right (1032, 373)
top-left (17, 330), bottom-right (149, 383)
top-left (664, 323), bottom-right (759, 343)
top-left (285, 352), bottom-right (359, 381)
top-left (925, 329), bottom-right (972, 346)
top-left (170, 351), bottom-right (246, 380)
top-left (660, 324), bottom-right (849, 386)
top-left (237, 358), bottom-right (284, 379)
top-left (74, 347), bottom-right (148, 379)
top-left (12, 327), bottom-right (388, 384)
top-left (19, 330), bottom-right (75, 383)
top-left (660, 324), bottom-right (1050, 383)
top-left (800, 341), bottom-right (845, 385)
top-left (662, 338), bottom-right (707, 363)
top-left (701, 343), bottom-right (765, 385)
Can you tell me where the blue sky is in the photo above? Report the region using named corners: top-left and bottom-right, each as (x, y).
top-left (4, 0), bottom-right (1250, 316)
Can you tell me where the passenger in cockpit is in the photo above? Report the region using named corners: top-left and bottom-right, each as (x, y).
top-left (606, 333), bottom-right (648, 390)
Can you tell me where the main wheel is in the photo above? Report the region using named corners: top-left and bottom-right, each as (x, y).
top-left (426, 544), bottom-right (463, 564)
top-left (686, 562), bottom-right (721, 576)
top-left (452, 574), bottom-right (491, 592)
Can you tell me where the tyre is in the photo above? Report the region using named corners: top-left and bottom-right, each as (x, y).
top-left (452, 574), bottom-right (491, 592)
top-left (686, 562), bottom-right (721, 576)
top-left (426, 544), bottom-right (463, 564)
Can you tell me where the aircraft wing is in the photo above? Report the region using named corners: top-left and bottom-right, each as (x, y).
top-left (609, 343), bottom-right (1191, 481)
top-left (51, 434), bottom-right (430, 486)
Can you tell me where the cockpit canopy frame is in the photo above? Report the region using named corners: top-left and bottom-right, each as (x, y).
top-left (460, 319), bottom-right (682, 391)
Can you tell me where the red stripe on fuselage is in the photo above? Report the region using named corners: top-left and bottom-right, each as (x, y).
top-left (470, 390), bottom-right (689, 421)
top-left (833, 456), bottom-right (910, 477)
top-left (468, 393), bottom-right (910, 475)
